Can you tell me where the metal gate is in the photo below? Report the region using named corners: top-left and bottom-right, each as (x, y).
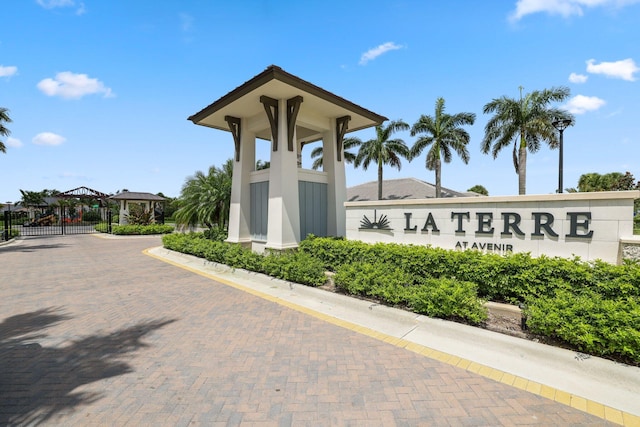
top-left (3, 207), bottom-right (112, 239)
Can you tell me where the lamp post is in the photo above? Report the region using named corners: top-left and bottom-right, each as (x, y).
top-left (552, 118), bottom-right (571, 193)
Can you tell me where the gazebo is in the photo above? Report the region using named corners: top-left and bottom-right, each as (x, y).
top-left (110, 191), bottom-right (166, 225)
top-left (189, 65), bottom-right (386, 251)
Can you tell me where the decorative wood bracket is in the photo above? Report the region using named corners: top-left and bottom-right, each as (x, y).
top-left (260, 96), bottom-right (279, 151)
top-left (286, 96), bottom-right (303, 152)
top-left (224, 115), bottom-right (241, 161)
top-left (335, 115), bottom-right (351, 162)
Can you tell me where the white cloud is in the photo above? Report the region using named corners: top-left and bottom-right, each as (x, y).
top-left (0, 65), bottom-right (18, 78)
top-left (37, 0), bottom-right (86, 15)
top-left (586, 58), bottom-right (639, 81)
top-left (569, 72), bottom-right (588, 83)
top-left (37, 71), bottom-right (114, 99)
top-left (565, 94), bottom-right (606, 114)
top-left (509, 0), bottom-right (640, 22)
top-left (32, 132), bottom-right (66, 146)
top-left (37, 0), bottom-right (74, 8)
top-left (6, 137), bottom-right (23, 148)
top-left (359, 42), bottom-right (403, 65)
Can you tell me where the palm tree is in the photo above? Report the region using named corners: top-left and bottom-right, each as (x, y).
top-left (354, 120), bottom-right (411, 200)
top-left (481, 86), bottom-right (573, 195)
top-left (19, 190), bottom-right (46, 209)
top-left (174, 159), bottom-right (233, 231)
top-left (410, 98), bottom-right (475, 198)
top-left (309, 137), bottom-right (362, 170)
top-left (0, 107), bottom-right (13, 153)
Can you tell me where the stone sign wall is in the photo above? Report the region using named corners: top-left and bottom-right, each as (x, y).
top-left (345, 191), bottom-right (639, 264)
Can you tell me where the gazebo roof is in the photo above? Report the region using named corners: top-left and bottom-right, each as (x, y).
top-left (110, 191), bottom-right (166, 201)
top-left (57, 186), bottom-right (109, 199)
top-left (188, 65), bottom-right (387, 143)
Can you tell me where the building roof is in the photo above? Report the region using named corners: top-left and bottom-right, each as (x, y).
top-left (188, 65), bottom-right (387, 143)
top-left (347, 178), bottom-right (481, 202)
top-left (110, 191), bottom-right (166, 201)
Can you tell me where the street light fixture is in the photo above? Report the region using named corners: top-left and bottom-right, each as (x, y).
top-left (552, 118), bottom-right (572, 194)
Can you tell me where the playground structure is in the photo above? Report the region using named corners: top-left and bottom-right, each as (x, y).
top-left (23, 214), bottom-right (55, 227)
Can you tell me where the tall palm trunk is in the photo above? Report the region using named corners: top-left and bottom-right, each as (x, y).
top-left (518, 136), bottom-right (527, 195)
top-left (434, 158), bottom-right (442, 198)
top-left (377, 158), bottom-right (383, 200)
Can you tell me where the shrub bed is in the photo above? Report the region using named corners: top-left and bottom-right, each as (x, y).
top-left (299, 236), bottom-right (640, 302)
top-left (333, 262), bottom-right (487, 325)
top-left (162, 233), bottom-right (326, 287)
top-left (524, 290), bottom-right (640, 364)
top-left (95, 224), bottom-right (174, 235)
top-left (300, 236), bottom-right (640, 364)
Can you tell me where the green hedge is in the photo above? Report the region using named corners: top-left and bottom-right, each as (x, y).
top-left (333, 262), bottom-right (487, 325)
top-left (94, 224), bottom-right (174, 235)
top-left (299, 236), bottom-right (640, 303)
top-left (300, 235), bottom-right (640, 363)
top-left (525, 290), bottom-right (640, 363)
top-left (162, 233), bottom-right (326, 287)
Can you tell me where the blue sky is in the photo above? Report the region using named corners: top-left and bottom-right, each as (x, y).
top-left (1, 0), bottom-right (639, 203)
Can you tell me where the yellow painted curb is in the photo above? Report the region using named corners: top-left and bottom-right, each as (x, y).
top-left (144, 247), bottom-right (636, 426)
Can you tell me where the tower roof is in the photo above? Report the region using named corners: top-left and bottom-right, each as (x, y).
top-left (188, 65), bottom-right (387, 143)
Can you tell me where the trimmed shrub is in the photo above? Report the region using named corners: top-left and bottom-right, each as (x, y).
top-left (333, 261), bottom-right (487, 324)
top-left (406, 278), bottom-right (487, 325)
top-left (162, 233), bottom-right (326, 287)
top-left (525, 290), bottom-right (640, 363)
top-left (300, 236), bottom-right (640, 303)
top-left (333, 262), bottom-right (412, 304)
top-left (110, 224), bottom-right (174, 235)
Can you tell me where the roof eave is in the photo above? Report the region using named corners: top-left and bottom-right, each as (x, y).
top-left (187, 65), bottom-right (387, 126)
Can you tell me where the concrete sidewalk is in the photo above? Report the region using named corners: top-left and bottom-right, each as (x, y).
top-left (148, 245), bottom-right (640, 423)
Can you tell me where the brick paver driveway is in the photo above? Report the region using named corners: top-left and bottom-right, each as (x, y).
top-left (1, 235), bottom-right (611, 426)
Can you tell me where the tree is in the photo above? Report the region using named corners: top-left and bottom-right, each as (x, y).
top-left (19, 190), bottom-right (46, 208)
top-left (174, 159), bottom-right (233, 231)
top-left (410, 98), bottom-right (476, 198)
top-left (310, 137), bottom-right (361, 170)
top-left (467, 185), bottom-right (489, 196)
top-left (353, 120), bottom-right (411, 200)
top-left (0, 107), bottom-right (12, 154)
top-left (481, 86), bottom-right (573, 195)
top-left (255, 160), bottom-right (270, 170)
top-left (577, 171), bottom-right (638, 192)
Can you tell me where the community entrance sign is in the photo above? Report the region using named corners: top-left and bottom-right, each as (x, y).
top-left (346, 191), bottom-right (639, 264)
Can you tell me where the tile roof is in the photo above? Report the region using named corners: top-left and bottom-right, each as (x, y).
top-left (109, 191), bottom-right (166, 201)
top-left (347, 177), bottom-right (481, 201)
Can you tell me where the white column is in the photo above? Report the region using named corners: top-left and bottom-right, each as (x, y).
top-left (323, 120), bottom-right (346, 237)
top-left (227, 126), bottom-right (255, 245)
top-left (119, 200), bottom-right (127, 225)
top-left (266, 98), bottom-right (301, 250)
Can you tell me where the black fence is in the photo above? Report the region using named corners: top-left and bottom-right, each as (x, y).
top-left (3, 208), bottom-right (112, 240)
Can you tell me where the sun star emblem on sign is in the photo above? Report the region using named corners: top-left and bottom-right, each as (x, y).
top-left (359, 210), bottom-right (391, 230)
